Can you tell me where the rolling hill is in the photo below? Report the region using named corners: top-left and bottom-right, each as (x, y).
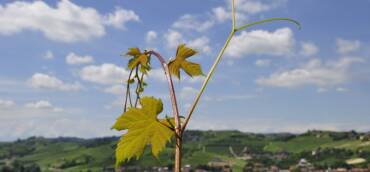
top-left (0, 130), bottom-right (369, 171)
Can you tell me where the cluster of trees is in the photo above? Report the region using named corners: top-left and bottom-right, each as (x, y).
top-left (45, 154), bottom-right (95, 170)
top-left (0, 160), bottom-right (40, 172)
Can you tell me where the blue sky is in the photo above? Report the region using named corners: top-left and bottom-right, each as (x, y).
top-left (0, 0), bottom-right (370, 141)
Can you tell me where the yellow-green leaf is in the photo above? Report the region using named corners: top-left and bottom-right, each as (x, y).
top-left (140, 96), bottom-right (163, 116)
top-left (181, 61), bottom-right (203, 77)
top-left (125, 48), bottom-right (141, 57)
top-left (112, 97), bottom-right (175, 166)
top-left (139, 64), bottom-right (151, 74)
top-left (124, 48), bottom-right (151, 73)
top-left (176, 44), bottom-right (197, 60)
top-left (168, 44), bottom-right (204, 79)
top-left (168, 60), bottom-right (182, 79)
top-left (127, 78), bottom-right (135, 84)
top-left (128, 54), bottom-right (150, 70)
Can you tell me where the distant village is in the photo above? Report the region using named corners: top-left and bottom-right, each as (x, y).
top-left (122, 153), bottom-right (370, 172)
top-left (121, 131), bottom-right (370, 172)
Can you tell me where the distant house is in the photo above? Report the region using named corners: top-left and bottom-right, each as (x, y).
top-left (333, 168), bottom-right (347, 172)
top-left (350, 168), bottom-right (369, 172)
top-left (194, 169), bottom-right (207, 172)
top-left (207, 157), bottom-right (232, 168)
top-left (229, 146), bottom-right (252, 160)
top-left (183, 164), bottom-right (192, 172)
top-left (296, 158), bottom-right (314, 172)
top-left (346, 158), bottom-right (366, 165)
top-left (250, 163), bottom-right (268, 172)
top-left (273, 151), bottom-right (289, 160)
top-left (270, 165), bottom-right (279, 172)
top-left (359, 133), bottom-right (370, 141)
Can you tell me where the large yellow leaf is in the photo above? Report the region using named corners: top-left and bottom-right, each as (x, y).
top-left (112, 97), bottom-right (175, 166)
top-left (168, 44), bottom-right (204, 79)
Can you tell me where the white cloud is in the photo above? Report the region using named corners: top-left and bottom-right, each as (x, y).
top-left (147, 68), bottom-right (166, 82)
top-left (79, 63), bottom-right (129, 85)
top-left (180, 87), bottom-right (198, 100)
top-left (164, 30), bottom-right (184, 49)
top-left (336, 38), bottom-right (361, 54)
top-left (336, 87), bottom-right (349, 92)
top-left (212, 0), bottom-right (286, 24)
top-left (233, 0), bottom-right (284, 14)
top-left (28, 73), bottom-right (82, 91)
top-left (226, 60), bottom-right (234, 66)
top-left (170, 0), bottom-right (277, 34)
top-left (257, 57), bottom-right (364, 88)
top-left (147, 68), bottom-right (205, 84)
top-left (0, 99), bottom-right (15, 108)
top-left (172, 14), bottom-right (214, 32)
top-left (317, 88), bottom-right (328, 93)
top-left (255, 59), bottom-right (271, 67)
top-left (188, 36), bottom-right (211, 54)
top-left (235, 1), bottom-right (270, 14)
top-left (104, 84), bottom-right (125, 95)
top-left (0, 114), bottom-right (119, 141)
top-left (43, 50), bottom-right (54, 60)
top-left (146, 30), bottom-right (157, 43)
top-left (163, 30), bottom-right (211, 54)
top-left (204, 94), bottom-right (255, 102)
top-left (25, 100), bottom-right (63, 112)
top-left (212, 7), bottom-right (231, 23)
top-left (0, 99), bottom-right (119, 140)
top-left (183, 76), bottom-right (205, 84)
top-left (300, 42), bottom-right (319, 57)
top-left (226, 28), bottom-right (294, 58)
top-left (65, 52), bottom-right (94, 65)
top-left (188, 117), bottom-right (370, 133)
top-left (0, 0), bottom-right (139, 42)
top-left (167, 0), bottom-right (287, 37)
top-left (103, 7), bottom-right (140, 29)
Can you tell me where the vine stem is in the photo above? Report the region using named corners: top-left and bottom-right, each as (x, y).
top-left (181, 31), bottom-right (235, 131)
top-left (123, 69), bottom-right (133, 112)
top-left (148, 50), bottom-right (182, 172)
top-left (181, 3), bottom-right (300, 132)
top-left (236, 18), bottom-right (301, 32)
top-left (181, 0), bottom-right (237, 132)
top-left (148, 51), bottom-right (181, 131)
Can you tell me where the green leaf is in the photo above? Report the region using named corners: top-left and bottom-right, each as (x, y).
top-left (112, 97), bottom-right (175, 166)
top-left (168, 44), bottom-right (204, 79)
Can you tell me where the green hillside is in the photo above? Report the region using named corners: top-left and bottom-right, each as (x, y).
top-left (0, 130), bottom-right (369, 171)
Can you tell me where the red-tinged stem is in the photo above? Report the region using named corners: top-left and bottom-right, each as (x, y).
top-left (148, 50), bottom-right (182, 172)
top-left (124, 69), bottom-right (134, 112)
